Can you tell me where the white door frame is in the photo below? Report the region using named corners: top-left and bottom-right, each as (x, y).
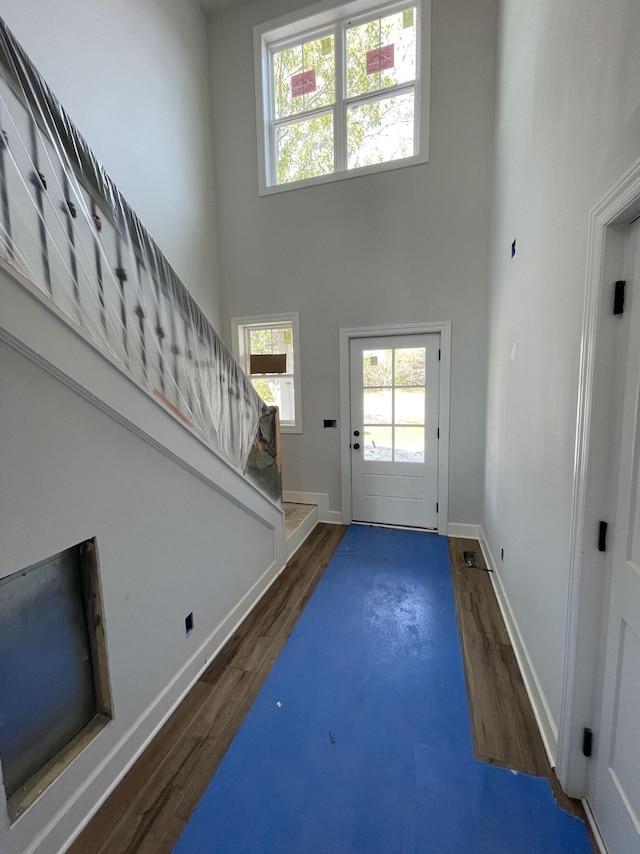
top-left (557, 155), bottom-right (640, 803)
top-left (339, 322), bottom-right (451, 534)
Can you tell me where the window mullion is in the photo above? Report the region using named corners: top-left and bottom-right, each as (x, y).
top-left (259, 0), bottom-right (426, 192)
top-left (391, 350), bottom-right (396, 461)
top-left (267, 47), bottom-right (279, 185)
top-left (334, 24), bottom-right (347, 173)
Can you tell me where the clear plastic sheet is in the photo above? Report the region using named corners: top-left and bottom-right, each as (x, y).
top-left (246, 407), bottom-right (282, 502)
top-left (0, 18), bottom-right (281, 500)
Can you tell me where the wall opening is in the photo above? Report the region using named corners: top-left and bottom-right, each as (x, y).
top-left (0, 539), bottom-right (111, 822)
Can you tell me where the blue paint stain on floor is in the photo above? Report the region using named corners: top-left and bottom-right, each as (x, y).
top-left (173, 525), bottom-right (592, 853)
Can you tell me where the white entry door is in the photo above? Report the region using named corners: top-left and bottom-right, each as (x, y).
top-left (587, 220), bottom-right (640, 853)
top-left (350, 334), bottom-right (440, 529)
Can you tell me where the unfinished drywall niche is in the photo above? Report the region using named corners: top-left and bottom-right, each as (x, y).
top-left (0, 538), bottom-right (111, 822)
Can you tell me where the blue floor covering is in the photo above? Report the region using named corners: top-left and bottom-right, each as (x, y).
top-left (173, 525), bottom-right (592, 853)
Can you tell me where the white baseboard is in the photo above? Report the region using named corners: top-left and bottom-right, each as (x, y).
top-left (447, 522), bottom-right (481, 539)
top-left (478, 527), bottom-right (558, 767)
top-left (282, 491), bottom-right (341, 524)
top-left (60, 554), bottom-right (285, 854)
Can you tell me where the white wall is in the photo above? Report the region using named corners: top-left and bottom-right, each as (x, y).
top-left (0, 267), bottom-right (285, 853)
top-left (209, 0), bottom-right (497, 524)
top-left (485, 0), bottom-right (640, 771)
top-left (0, 0), bottom-right (222, 326)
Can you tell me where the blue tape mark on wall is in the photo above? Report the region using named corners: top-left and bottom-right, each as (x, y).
top-left (173, 525), bottom-right (591, 853)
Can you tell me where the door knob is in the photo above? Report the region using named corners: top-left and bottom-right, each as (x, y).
top-left (353, 443), bottom-right (360, 450)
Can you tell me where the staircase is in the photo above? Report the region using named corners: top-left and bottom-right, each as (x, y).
top-left (0, 18), bottom-right (280, 497)
top-left (0, 18), bottom-right (286, 854)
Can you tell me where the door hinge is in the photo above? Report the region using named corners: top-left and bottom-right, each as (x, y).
top-left (613, 280), bottom-right (625, 315)
top-left (582, 727), bottom-right (593, 758)
top-left (438, 349), bottom-right (441, 361)
top-left (436, 502), bottom-right (439, 513)
top-left (598, 521), bottom-right (608, 552)
top-left (437, 427), bottom-right (440, 439)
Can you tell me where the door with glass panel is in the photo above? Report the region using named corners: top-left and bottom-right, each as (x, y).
top-left (350, 334), bottom-right (439, 528)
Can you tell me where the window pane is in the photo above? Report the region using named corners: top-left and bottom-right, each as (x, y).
top-left (251, 376), bottom-right (295, 422)
top-left (394, 388), bottom-right (425, 425)
top-left (364, 388), bottom-right (392, 424)
top-left (249, 325), bottom-right (294, 369)
top-left (250, 327), bottom-right (278, 355)
top-left (273, 34), bottom-right (336, 120)
top-left (394, 347), bottom-right (425, 386)
top-left (362, 349), bottom-right (392, 387)
top-left (277, 113), bottom-right (334, 184)
top-left (394, 427), bottom-right (424, 463)
top-left (364, 426), bottom-right (392, 461)
top-left (346, 8), bottom-right (417, 99)
top-left (348, 92), bottom-right (415, 169)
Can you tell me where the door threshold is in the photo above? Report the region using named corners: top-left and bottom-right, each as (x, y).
top-left (351, 521), bottom-right (438, 533)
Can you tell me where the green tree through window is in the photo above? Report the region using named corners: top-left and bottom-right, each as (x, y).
top-left (263, 2), bottom-right (420, 187)
top-left (232, 314), bottom-right (302, 432)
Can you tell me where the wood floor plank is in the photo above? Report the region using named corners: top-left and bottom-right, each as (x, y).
top-left (71, 524), bottom-right (594, 854)
top-left (131, 816), bottom-right (186, 854)
top-left (171, 705), bottom-right (257, 820)
top-left (89, 673), bottom-right (259, 851)
top-left (264, 616), bottom-right (297, 669)
top-left (227, 633), bottom-right (278, 672)
top-left (449, 537), bottom-right (550, 772)
top-left (448, 536), bottom-right (595, 851)
top-left (68, 523), bottom-right (347, 854)
top-left (67, 681), bottom-right (215, 854)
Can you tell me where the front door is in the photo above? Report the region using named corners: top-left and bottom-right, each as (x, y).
top-left (587, 220), bottom-right (640, 852)
top-left (349, 334), bottom-right (440, 529)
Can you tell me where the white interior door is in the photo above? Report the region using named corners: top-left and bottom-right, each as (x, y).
top-left (588, 220), bottom-right (640, 853)
top-left (350, 333), bottom-right (440, 529)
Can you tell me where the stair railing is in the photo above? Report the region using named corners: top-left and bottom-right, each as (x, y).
top-left (0, 18), bottom-right (281, 502)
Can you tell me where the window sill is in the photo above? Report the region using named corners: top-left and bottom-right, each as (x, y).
top-left (258, 150), bottom-right (428, 197)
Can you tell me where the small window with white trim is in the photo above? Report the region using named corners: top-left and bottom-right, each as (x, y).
top-left (254, 0), bottom-right (430, 194)
top-left (232, 313), bottom-right (302, 433)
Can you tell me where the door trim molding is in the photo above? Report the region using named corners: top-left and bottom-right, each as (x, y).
top-left (339, 322), bottom-right (451, 534)
top-left (558, 154), bottom-right (640, 796)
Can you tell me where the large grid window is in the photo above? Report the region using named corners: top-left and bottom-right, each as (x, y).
top-left (255, 0), bottom-right (429, 193)
top-left (231, 313), bottom-right (302, 433)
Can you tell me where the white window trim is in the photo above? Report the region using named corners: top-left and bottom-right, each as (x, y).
top-left (254, 0), bottom-right (431, 196)
top-left (231, 312), bottom-right (302, 434)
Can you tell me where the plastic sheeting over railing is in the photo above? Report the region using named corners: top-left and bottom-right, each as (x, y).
top-left (0, 18), bottom-right (281, 500)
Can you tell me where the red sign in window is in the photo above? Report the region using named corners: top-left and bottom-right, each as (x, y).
top-left (366, 44), bottom-right (395, 74)
top-left (291, 70), bottom-right (317, 98)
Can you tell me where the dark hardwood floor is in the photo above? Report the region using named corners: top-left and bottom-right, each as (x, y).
top-left (68, 526), bottom-right (595, 853)
top-left (448, 537), bottom-right (598, 852)
top-left (448, 537), bottom-right (549, 777)
top-left (68, 523), bottom-right (348, 854)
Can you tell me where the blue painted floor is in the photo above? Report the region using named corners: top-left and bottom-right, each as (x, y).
top-left (174, 525), bottom-right (592, 853)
